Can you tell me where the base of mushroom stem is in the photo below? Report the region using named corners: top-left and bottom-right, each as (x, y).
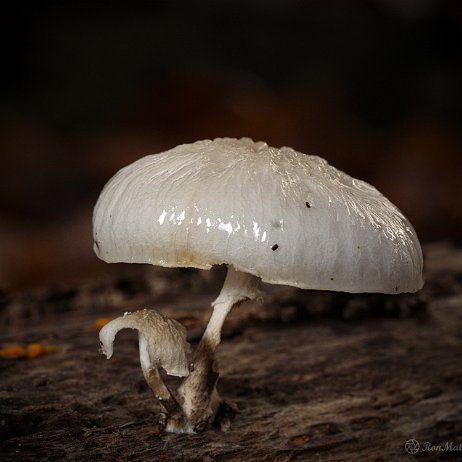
top-left (160, 399), bottom-right (237, 434)
top-left (213, 399), bottom-right (237, 431)
top-left (146, 412), bottom-right (168, 436)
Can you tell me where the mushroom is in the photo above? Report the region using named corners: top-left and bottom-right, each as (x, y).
top-left (93, 137), bottom-right (423, 432)
top-left (99, 309), bottom-right (191, 429)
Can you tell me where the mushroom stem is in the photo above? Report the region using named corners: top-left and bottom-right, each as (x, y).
top-left (203, 266), bottom-right (262, 351)
top-left (143, 367), bottom-right (183, 419)
top-left (179, 265), bottom-right (261, 432)
top-left (138, 333), bottom-right (184, 423)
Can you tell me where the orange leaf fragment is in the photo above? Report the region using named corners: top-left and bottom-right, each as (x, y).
top-left (0, 343), bottom-right (57, 359)
top-left (94, 318), bottom-right (111, 330)
top-left (27, 343), bottom-right (44, 358)
top-left (0, 345), bottom-right (27, 359)
top-left (27, 343), bottom-right (57, 359)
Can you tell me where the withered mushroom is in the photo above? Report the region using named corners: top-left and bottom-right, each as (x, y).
top-left (93, 137), bottom-right (423, 432)
top-left (99, 309), bottom-right (191, 429)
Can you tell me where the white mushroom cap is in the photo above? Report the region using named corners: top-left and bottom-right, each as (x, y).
top-left (93, 138), bottom-right (423, 294)
top-left (99, 309), bottom-right (191, 377)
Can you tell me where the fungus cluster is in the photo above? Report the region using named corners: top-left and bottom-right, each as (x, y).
top-left (94, 137), bottom-right (423, 433)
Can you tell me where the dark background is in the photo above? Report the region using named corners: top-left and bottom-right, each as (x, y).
top-left (1, 0), bottom-right (461, 290)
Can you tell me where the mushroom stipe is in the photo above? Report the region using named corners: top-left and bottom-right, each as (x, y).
top-left (93, 137), bottom-right (423, 433)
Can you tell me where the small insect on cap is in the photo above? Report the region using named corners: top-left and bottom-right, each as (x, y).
top-left (93, 138), bottom-right (423, 294)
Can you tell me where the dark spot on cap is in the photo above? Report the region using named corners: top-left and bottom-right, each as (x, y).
top-left (395, 286), bottom-right (398, 291)
top-left (271, 244), bottom-right (279, 251)
top-left (330, 277), bottom-right (334, 281)
top-left (94, 241), bottom-right (100, 250)
top-left (305, 201), bottom-right (311, 208)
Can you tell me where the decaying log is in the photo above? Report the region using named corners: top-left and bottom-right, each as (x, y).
top-left (1, 242), bottom-right (461, 461)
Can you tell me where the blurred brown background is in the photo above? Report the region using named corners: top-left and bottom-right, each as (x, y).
top-left (1, 0), bottom-right (461, 290)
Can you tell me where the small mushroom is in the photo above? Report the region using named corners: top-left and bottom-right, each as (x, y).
top-left (99, 309), bottom-right (191, 428)
top-left (93, 137), bottom-right (423, 432)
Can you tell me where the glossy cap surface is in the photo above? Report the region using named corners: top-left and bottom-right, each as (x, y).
top-left (93, 138), bottom-right (423, 294)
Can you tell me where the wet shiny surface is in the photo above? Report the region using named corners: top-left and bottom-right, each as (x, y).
top-left (93, 138), bottom-right (423, 293)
